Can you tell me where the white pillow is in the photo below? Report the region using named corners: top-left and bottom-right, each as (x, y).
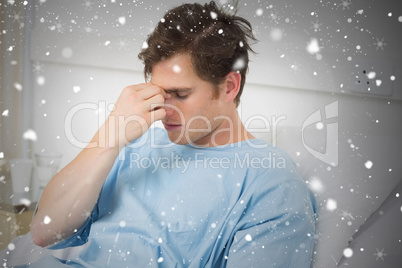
top-left (253, 126), bottom-right (402, 267)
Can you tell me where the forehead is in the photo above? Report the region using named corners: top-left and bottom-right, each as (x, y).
top-left (154, 53), bottom-right (193, 74)
top-left (151, 53), bottom-right (199, 86)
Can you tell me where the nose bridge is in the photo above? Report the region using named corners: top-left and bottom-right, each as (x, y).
top-left (164, 98), bottom-right (176, 117)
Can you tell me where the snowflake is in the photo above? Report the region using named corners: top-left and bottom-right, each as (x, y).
top-left (186, 219), bottom-right (197, 230)
top-left (53, 232), bottom-right (64, 242)
top-left (10, 222), bottom-right (22, 234)
top-left (50, 20), bottom-right (65, 33)
top-left (268, 10), bottom-right (281, 24)
top-left (147, 21), bottom-right (156, 34)
top-left (82, 0), bottom-right (94, 11)
top-left (340, 210), bottom-right (355, 221)
top-left (117, 39), bottom-right (129, 50)
top-left (311, 20), bottom-right (322, 32)
top-left (183, 214), bottom-right (199, 230)
top-left (373, 38), bottom-right (386, 50)
top-left (12, 11), bottom-right (23, 23)
top-left (339, 0), bottom-right (352, 10)
top-left (373, 248), bottom-right (387, 261)
top-left (290, 62), bottom-right (301, 73)
top-left (82, 210), bottom-right (91, 218)
top-left (55, 22), bottom-right (65, 33)
top-left (32, 61), bottom-right (44, 74)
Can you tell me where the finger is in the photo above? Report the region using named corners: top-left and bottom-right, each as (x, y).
top-left (123, 83), bottom-right (150, 94)
top-left (148, 83), bottom-right (170, 98)
top-left (138, 84), bottom-right (168, 100)
top-left (148, 83), bottom-right (171, 99)
top-left (144, 94), bottom-right (165, 111)
top-left (151, 108), bottom-right (166, 122)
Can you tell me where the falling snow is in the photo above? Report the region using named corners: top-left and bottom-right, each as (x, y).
top-left (32, 62), bottom-right (44, 74)
top-left (232, 57), bottom-right (246, 71)
top-left (173, 64), bottom-right (182, 74)
top-left (306, 38), bottom-right (321, 54)
top-left (118, 16), bottom-right (126, 25)
top-left (373, 248), bottom-right (387, 261)
top-left (326, 198), bottom-right (337, 211)
top-left (364, 160), bottom-right (373, 169)
top-left (339, 0), bottom-right (352, 10)
top-left (20, 198), bottom-right (31, 206)
top-left (142, 41), bottom-right (149, 49)
top-left (245, 234), bottom-right (253, 242)
top-left (343, 247), bottom-right (353, 258)
top-left (0, 1), bottom-right (401, 266)
top-left (210, 11), bottom-right (218, 20)
top-left (366, 71), bottom-right (376, 80)
top-left (373, 38), bottom-right (386, 50)
top-left (43, 215), bottom-right (52, 224)
top-left (311, 20), bottom-right (322, 32)
top-left (22, 129), bottom-right (37, 141)
top-left (13, 82), bottom-right (23, 91)
top-left (62, 47), bottom-right (73, 58)
top-left (7, 243), bottom-right (15, 251)
top-left (308, 177), bottom-right (324, 194)
top-left (37, 76), bottom-right (46, 86)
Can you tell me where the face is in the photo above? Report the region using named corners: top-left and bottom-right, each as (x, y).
top-left (151, 53), bottom-right (231, 146)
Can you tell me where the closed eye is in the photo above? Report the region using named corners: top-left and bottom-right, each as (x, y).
top-left (175, 92), bottom-right (189, 99)
top-left (165, 88), bottom-right (191, 100)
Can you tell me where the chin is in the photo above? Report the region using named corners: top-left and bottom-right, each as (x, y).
top-left (166, 133), bottom-right (189, 145)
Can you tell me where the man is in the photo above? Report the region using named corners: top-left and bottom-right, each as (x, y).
top-left (29, 1), bottom-right (316, 267)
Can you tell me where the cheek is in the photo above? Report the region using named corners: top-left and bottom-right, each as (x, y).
top-left (181, 98), bottom-right (202, 113)
top-left (178, 93), bottom-right (216, 120)
top-left (187, 104), bottom-right (218, 127)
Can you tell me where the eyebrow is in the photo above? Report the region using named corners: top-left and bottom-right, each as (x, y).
top-left (164, 88), bottom-right (193, 93)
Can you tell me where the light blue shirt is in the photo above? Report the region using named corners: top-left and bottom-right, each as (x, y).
top-left (34, 128), bottom-right (316, 267)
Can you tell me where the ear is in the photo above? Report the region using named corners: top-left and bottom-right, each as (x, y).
top-left (223, 71), bottom-right (241, 103)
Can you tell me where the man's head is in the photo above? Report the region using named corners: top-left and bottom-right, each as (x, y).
top-left (138, 1), bottom-right (256, 107)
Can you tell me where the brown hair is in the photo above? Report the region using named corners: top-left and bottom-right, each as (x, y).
top-left (138, 1), bottom-right (256, 107)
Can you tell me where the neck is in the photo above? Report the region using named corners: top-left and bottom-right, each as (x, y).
top-left (197, 110), bottom-right (255, 147)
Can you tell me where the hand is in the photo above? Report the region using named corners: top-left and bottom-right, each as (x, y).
top-left (102, 83), bottom-right (167, 148)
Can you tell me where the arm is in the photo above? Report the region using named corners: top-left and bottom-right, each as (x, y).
top-left (30, 83), bottom-right (167, 247)
top-left (225, 177), bottom-right (316, 267)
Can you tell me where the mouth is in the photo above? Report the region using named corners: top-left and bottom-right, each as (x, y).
top-left (163, 122), bottom-right (182, 131)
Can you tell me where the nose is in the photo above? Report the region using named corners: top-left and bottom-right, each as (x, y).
top-left (164, 97), bottom-right (176, 118)
top-left (164, 106), bottom-right (176, 117)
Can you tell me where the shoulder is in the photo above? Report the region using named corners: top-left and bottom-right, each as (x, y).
top-left (238, 140), bottom-right (315, 208)
top-left (122, 127), bottom-right (170, 152)
top-left (237, 139), bottom-right (301, 181)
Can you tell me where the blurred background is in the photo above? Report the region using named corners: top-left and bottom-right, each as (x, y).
top-left (1, 0), bottom-right (401, 165)
top-left (0, 0), bottom-right (402, 264)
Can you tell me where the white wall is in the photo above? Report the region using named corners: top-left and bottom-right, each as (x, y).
top-left (25, 0), bottom-right (402, 190)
